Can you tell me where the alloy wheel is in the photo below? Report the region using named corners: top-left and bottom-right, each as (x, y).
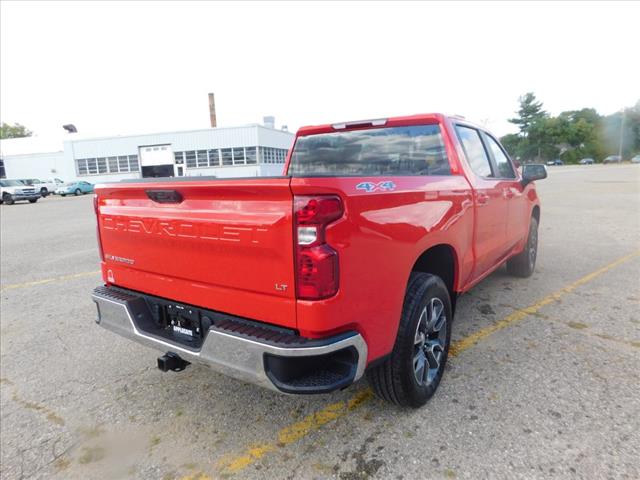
top-left (413, 297), bottom-right (447, 386)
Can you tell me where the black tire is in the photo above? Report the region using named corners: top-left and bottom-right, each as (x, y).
top-left (367, 272), bottom-right (452, 408)
top-left (40, 188), bottom-right (49, 197)
top-left (3, 193), bottom-right (14, 205)
top-left (74, 189), bottom-right (81, 196)
top-left (61, 193), bottom-right (66, 197)
top-left (28, 198), bottom-right (38, 203)
top-left (507, 216), bottom-right (539, 278)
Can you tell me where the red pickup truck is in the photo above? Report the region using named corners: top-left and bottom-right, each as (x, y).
top-left (92, 114), bottom-right (547, 407)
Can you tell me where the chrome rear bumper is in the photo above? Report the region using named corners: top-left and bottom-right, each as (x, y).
top-left (91, 286), bottom-right (367, 393)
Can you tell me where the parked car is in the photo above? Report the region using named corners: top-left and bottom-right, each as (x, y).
top-left (0, 179), bottom-right (41, 205)
top-left (55, 181), bottom-right (94, 196)
top-left (546, 159), bottom-right (563, 166)
top-left (579, 158), bottom-right (594, 165)
top-left (91, 113), bottom-right (547, 408)
top-left (603, 155), bottom-right (622, 164)
top-left (19, 178), bottom-right (65, 197)
top-left (630, 155), bottom-right (640, 164)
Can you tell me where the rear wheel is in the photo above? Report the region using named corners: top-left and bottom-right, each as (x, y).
top-left (2, 193), bottom-right (14, 205)
top-left (74, 189), bottom-right (81, 196)
top-left (507, 216), bottom-right (538, 278)
top-left (40, 187), bottom-right (49, 197)
top-left (367, 272), bottom-right (452, 408)
top-left (28, 198), bottom-right (38, 203)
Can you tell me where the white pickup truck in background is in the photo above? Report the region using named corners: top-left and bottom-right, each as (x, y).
top-left (18, 178), bottom-right (65, 197)
top-left (0, 179), bottom-right (41, 204)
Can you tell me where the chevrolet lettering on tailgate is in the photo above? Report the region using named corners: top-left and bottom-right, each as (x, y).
top-left (102, 215), bottom-right (270, 244)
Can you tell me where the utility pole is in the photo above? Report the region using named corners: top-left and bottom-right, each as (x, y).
top-left (618, 109), bottom-right (625, 160)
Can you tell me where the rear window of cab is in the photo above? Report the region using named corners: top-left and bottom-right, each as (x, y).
top-left (288, 124), bottom-right (451, 176)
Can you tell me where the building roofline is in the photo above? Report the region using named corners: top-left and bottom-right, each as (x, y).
top-left (64, 124), bottom-right (293, 144)
top-left (0, 150), bottom-right (64, 158)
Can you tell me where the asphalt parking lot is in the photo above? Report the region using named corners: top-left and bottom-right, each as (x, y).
top-left (1, 165), bottom-right (639, 480)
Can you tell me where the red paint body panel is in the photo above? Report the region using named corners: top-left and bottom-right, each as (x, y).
top-left (290, 175), bottom-right (474, 361)
top-left (94, 114), bottom-right (541, 365)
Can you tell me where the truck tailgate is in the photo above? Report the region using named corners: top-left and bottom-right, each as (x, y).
top-left (95, 178), bottom-right (296, 328)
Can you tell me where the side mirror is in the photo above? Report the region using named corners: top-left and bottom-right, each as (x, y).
top-left (521, 164), bottom-right (547, 186)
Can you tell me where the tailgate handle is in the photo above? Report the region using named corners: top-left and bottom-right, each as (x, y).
top-left (146, 190), bottom-right (183, 204)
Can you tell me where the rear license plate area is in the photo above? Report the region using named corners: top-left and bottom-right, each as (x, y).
top-left (146, 300), bottom-right (214, 348)
top-left (166, 303), bottom-right (201, 340)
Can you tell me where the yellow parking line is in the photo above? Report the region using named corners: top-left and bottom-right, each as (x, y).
top-left (217, 388), bottom-right (374, 474)
top-left (0, 270), bottom-right (101, 292)
top-left (450, 250), bottom-right (640, 355)
top-left (217, 250), bottom-right (640, 475)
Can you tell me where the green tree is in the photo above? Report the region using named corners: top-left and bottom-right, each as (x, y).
top-left (555, 109), bottom-right (606, 162)
top-left (502, 94), bottom-right (639, 164)
top-left (0, 122), bottom-right (32, 139)
top-left (499, 133), bottom-right (521, 158)
top-left (509, 92), bottom-right (547, 135)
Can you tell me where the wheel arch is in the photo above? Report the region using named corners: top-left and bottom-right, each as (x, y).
top-left (532, 205), bottom-right (540, 224)
top-left (410, 243), bottom-right (459, 313)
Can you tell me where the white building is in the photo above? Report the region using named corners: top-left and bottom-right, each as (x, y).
top-left (0, 124), bottom-right (294, 183)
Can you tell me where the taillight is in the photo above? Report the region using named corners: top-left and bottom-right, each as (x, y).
top-left (294, 195), bottom-right (343, 300)
top-left (94, 195), bottom-right (105, 262)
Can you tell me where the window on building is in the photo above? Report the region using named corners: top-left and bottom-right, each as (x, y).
top-left (221, 148), bottom-right (233, 166)
top-left (97, 158), bottom-right (107, 174)
top-left (232, 148), bottom-right (245, 165)
top-left (260, 147), bottom-right (272, 164)
top-left (76, 159), bottom-right (88, 175)
top-left (185, 151), bottom-right (196, 168)
top-left (174, 152), bottom-right (184, 164)
top-left (246, 147), bottom-right (257, 164)
top-left (128, 155), bottom-right (139, 171)
top-left (74, 154), bottom-right (139, 175)
top-left (197, 150), bottom-right (208, 167)
top-left (87, 159), bottom-right (98, 175)
top-left (208, 149), bottom-right (220, 166)
top-left (108, 157), bottom-right (118, 173)
top-left (118, 156), bottom-right (129, 171)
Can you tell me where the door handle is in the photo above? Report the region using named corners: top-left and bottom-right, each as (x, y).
top-left (146, 190), bottom-right (183, 204)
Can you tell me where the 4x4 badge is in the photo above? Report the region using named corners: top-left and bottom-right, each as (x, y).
top-left (356, 181), bottom-right (396, 193)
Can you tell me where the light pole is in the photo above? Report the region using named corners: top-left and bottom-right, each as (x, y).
top-left (618, 109), bottom-right (625, 160)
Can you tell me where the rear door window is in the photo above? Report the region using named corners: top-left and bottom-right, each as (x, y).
top-left (455, 125), bottom-right (493, 178)
top-left (288, 124), bottom-right (451, 176)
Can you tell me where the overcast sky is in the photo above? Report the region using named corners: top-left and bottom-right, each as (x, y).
top-left (1, 1), bottom-right (638, 140)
